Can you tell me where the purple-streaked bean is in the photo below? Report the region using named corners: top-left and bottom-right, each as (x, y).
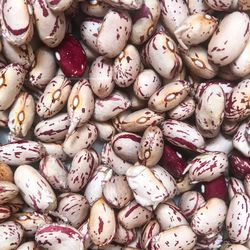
top-left (84, 165), bottom-right (113, 205)
top-left (36, 75), bottom-right (71, 118)
top-left (149, 80), bottom-right (191, 112)
top-left (226, 193), bottom-right (250, 244)
top-left (200, 175), bottom-right (228, 201)
top-left (229, 150), bottom-right (250, 179)
top-left (225, 79), bottom-right (250, 122)
top-left (111, 132), bottom-right (141, 163)
top-left (93, 90), bottom-right (131, 122)
top-left (127, 229), bottom-right (142, 249)
top-left (42, 142), bottom-right (67, 161)
top-left (118, 200), bottom-right (152, 230)
top-left (13, 212), bottom-right (52, 237)
top-left (233, 122), bottom-right (250, 157)
top-left (56, 193), bottom-right (89, 228)
top-left (0, 181), bottom-right (19, 204)
top-left (0, 63), bottom-right (26, 111)
top-left (120, 108), bottom-right (165, 132)
top-left (103, 175), bottom-right (133, 209)
top-left (205, 133), bottom-right (233, 154)
top-left (34, 113), bottom-right (70, 143)
top-left (1, 0), bottom-right (33, 46)
top-left (160, 145), bottom-right (187, 179)
top-left (194, 79), bottom-right (234, 99)
top-left (133, 69), bottom-right (161, 100)
top-left (187, 0), bottom-right (211, 14)
top-left (160, 0), bottom-right (189, 35)
top-left (151, 166), bottom-right (177, 199)
top-left (0, 111), bottom-right (8, 127)
top-left (39, 155), bottom-right (68, 191)
top-left (138, 126), bottom-right (163, 167)
top-left (161, 119), bottom-right (205, 152)
top-left (140, 220), bottom-right (160, 249)
top-left (191, 198), bottom-right (227, 237)
top-left (167, 96), bottom-right (196, 121)
top-left (205, 0), bottom-right (238, 11)
top-left (94, 121), bottom-right (116, 141)
top-left (208, 12), bottom-right (250, 66)
top-left (113, 222), bottom-right (136, 245)
top-left (113, 44), bottom-right (140, 87)
top-left (67, 79), bottom-right (94, 134)
top-left (81, 0), bottom-right (109, 17)
top-left (175, 14), bottom-right (218, 50)
top-left (80, 18), bottom-right (102, 53)
top-left (78, 221), bottom-right (92, 249)
top-left (230, 36), bottom-right (250, 77)
top-left (221, 243), bottom-right (249, 250)
top-left (32, 0), bottom-right (66, 47)
top-left (0, 221), bottom-right (24, 250)
top-left (195, 233), bottom-right (223, 249)
top-left (0, 140), bottom-right (45, 165)
top-left (63, 122), bottom-right (97, 157)
top-left (35, 223), bottom-right (84, 250)
top-left (101, 0), bottom-right (143, 9)
top-left (144, 32), bottom-right (182, 79)
top-left (228, 177), bottom-right (246, 200)
top-left (2, 38), bottom-right (35, 69)
top-left (181, 46), bottom-right (218, 79)
top-left (88, 198), bottom-right (116, 246)
top-left (222, 119), bottom-right (241, 136)
top-left (196, 83), bottom-right (225, 138)
top-left (149, 225), bottom-right (197, 250)
top-left (89, 148), bottom-right (100, 168)
top-left (97, 9), bottom-right (132, 58)
top-left (6, 196), bottom-right (24, 213)
top-left (179, 191), bottom-right (205, 219)
top-left (89, 56), bottom-right (115, 98)
top-left (16, 241), bottom-right (39, 250)
top-left (130, 0), bottom-right (160, 44)
top-left (28, 47), bottom-right (57, 89)
top-left (126, 165), bottom-right (167, 207)
top-left (8, 92), bottom-right (35, 137)
top-left (184, 152), bottom-right (228, 183)
top-left (112, 109), bottom-right (131, 132)
top-left (156, 202), bottom-right (188, 230)
top-left (101, 142), bottom-right (132, 175)
top-left (176, 174), bottom-right (195, 194)
top-left (67, 149), bottom-right (94, 192)
top-left (46, 0), bottom-right (74, 12)
top-left (14, 165), bottom-right (57, 212)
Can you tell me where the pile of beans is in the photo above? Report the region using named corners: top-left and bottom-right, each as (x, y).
top-left (0, 0), bottom-right (249, 249)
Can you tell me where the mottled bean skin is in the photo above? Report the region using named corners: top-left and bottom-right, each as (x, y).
top-left (208, 12), bottom-right (250, 66)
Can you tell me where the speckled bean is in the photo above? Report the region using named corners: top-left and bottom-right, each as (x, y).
top-left (226, 193), bottom-right (250, 244)
top-left (34, 113), bottom-right (70, 142)
top-left (14, 165), bottom-right (57, 212)
top-left (39, 155), bottom-right (68, 191)
top-left (36, 75), bottom-right (71, 118)
top-left (208, 12), bottom-right (250, 66)
top-left (88, 198), bottom-right (116, 246)
top-left (67, 80), bottom-right (94, 135)
top-left (8, 92), bottom-right (35, 137)
top-left (67, 149), bottom-right (94, 192)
